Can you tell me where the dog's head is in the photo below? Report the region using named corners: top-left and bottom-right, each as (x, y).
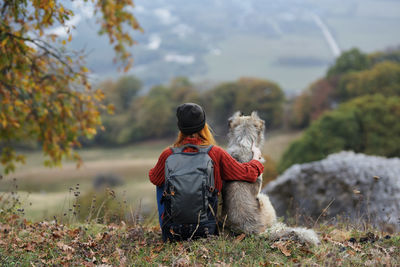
top-left (228, 111), bottom-right (265, 149)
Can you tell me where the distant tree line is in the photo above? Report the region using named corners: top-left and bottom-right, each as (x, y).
top-left (87, 76), bottom-right (285, 146)
top-left (279, 47), bottom-right (400, 172)
top-left (288, 47), bottom-right (400, 129)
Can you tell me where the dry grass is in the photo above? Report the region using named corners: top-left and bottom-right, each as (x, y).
top-left (263, 130), bottom-right (303, 162)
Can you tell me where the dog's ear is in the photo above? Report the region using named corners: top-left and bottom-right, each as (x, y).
top-left (251, 111), bottom-right (260, 120)
top-left (251, 111), bottom-right (265, 130)
top-left (228, 111), bottom-right (241, 128)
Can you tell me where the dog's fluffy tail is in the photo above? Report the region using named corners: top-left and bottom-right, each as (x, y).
top-left (263, 222), bottom-right (320, 246)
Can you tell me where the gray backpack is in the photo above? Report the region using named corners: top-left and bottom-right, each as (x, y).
top-left (161, 144), bottom-right (218, 241)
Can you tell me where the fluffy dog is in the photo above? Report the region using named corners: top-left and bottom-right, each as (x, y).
top-left (222, 111), bottom-right (320, 246)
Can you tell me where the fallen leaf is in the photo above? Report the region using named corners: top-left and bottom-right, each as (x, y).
top-left (115, 248), bottom-right (127, 267)
top-left (330, 229), bottom-right (351, 242)
top-left (272, 241), bottom-right (292, 257)
top-left (57, 241), bottom-right (75, 253)
top-left (52, 230), bottom-right (64, 239)
top-left (234, 233), bottom-right (246, 243)
top-left (67, 228), bottom-right (80, 238)
top-left (152, 245), bottom-right (164, 253)
top-left (25, 242), bottom-right (35, 252)
top-left (172, 255), bottom-right (190, 267)
top-left (0, 224), bottom-right (11, 234)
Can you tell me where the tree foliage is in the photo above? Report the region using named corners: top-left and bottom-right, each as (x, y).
top-left (92, 77), bottom-right (201, 145)
top-left (289, 78), bottom-right (336, 129)
top-left (103, 76), bottom-right (142, 113)
top-left (279, 94), bottom-right (400, 172)
top-left (369, 46), bottom-right (400, 65)
top-left (88, 76), bottom-right (285, 145)
top-left (289, 47), bottom-right (400, 130)
top-left (235, 78), bottom-right (285, 128)
top-left (92, 75), bottom-right (141, 146)
top-left (132, 77), bottom-right (200, 141)
top-left (338, 61), bottom-right (400, 100)
top-left (204, 81), bottom-right (241, 130)
top-left (205, 77), bottom-right (284, 133)
top-left (327, 48), bottom-right (370, 77)
top-left (0, 0), bottom-right (142, 173)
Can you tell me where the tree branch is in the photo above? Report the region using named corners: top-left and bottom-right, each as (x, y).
top-left (5, 32), bottom-right (75, 74)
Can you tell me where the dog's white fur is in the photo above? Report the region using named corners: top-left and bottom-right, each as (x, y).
top-left (222, 111), bottom-right (319, 246)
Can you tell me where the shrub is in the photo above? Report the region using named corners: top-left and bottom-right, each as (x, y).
top-left (338, 61), bottom-right (400, 101)
top-left (327, 48), bottom-right (370, 77)
top-left (262, 155), bottom-right (279, 187)
top-left (278, 94), bottom-right (400, 172)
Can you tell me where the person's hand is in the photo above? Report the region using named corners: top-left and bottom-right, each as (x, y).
top-left (252, 144), bottom-right (262, 161)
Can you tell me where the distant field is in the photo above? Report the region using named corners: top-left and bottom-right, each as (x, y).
top-left (192, 0), bottom-right (400, 93)
top-left (263, 130), bottom-right (303, 162)
top-left (193, 34), bottom-right (332, 92)
top-left (1, 132), bottom-right (302, 222)
top-left (1, 139), bottom-right (171, 222)
top-left (327, 17), bottom-right (400, 52)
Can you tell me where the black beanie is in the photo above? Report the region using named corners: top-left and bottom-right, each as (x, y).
top-left (176, 103), bottom-right (206, 135)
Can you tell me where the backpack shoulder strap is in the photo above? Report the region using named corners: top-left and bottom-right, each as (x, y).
top-left (170, 144), bottom-right (213, 154)
top-left (197, 145), bottom-right (213, 154)
top-left (170, 147), bottom-right (180, 154)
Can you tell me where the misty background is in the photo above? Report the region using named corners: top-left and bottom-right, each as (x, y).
top-left (63, 0), bottom-right (400, 93)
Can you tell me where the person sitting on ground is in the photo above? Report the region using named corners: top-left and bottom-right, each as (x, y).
top-left (149, 103), bottom-right (263, 241)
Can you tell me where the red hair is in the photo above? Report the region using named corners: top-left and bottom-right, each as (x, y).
top-left (173, 123), bottom-right (216, 147)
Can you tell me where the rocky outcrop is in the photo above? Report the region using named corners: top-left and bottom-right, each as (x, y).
top-left (262, 151), bottom-right (400, 231)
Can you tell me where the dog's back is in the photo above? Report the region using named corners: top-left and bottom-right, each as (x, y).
top-left (222, 112), bottom-right (276, 233)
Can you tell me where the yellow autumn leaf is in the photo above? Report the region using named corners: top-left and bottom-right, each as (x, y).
top-left (11, 121), bottom-right (20, 128)
top-left (87, 128), bottom-right (97, 135)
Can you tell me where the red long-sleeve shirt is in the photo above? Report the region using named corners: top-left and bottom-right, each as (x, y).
top-left (149, 137), bottom-right (264, 191)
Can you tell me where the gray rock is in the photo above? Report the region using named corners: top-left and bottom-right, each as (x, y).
top-left (262, 151), bottom-right (400, 231)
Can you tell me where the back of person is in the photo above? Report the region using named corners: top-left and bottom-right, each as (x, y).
top-left (149, 103), bottom-right (264, 242)
top-left (161, 144), bottom-right (218, 241)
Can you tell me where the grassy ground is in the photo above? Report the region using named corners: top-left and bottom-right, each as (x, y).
top-left (0, 211), bottom-right (399, 266)
top-left (2, 132), bottom-right (400, 266)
